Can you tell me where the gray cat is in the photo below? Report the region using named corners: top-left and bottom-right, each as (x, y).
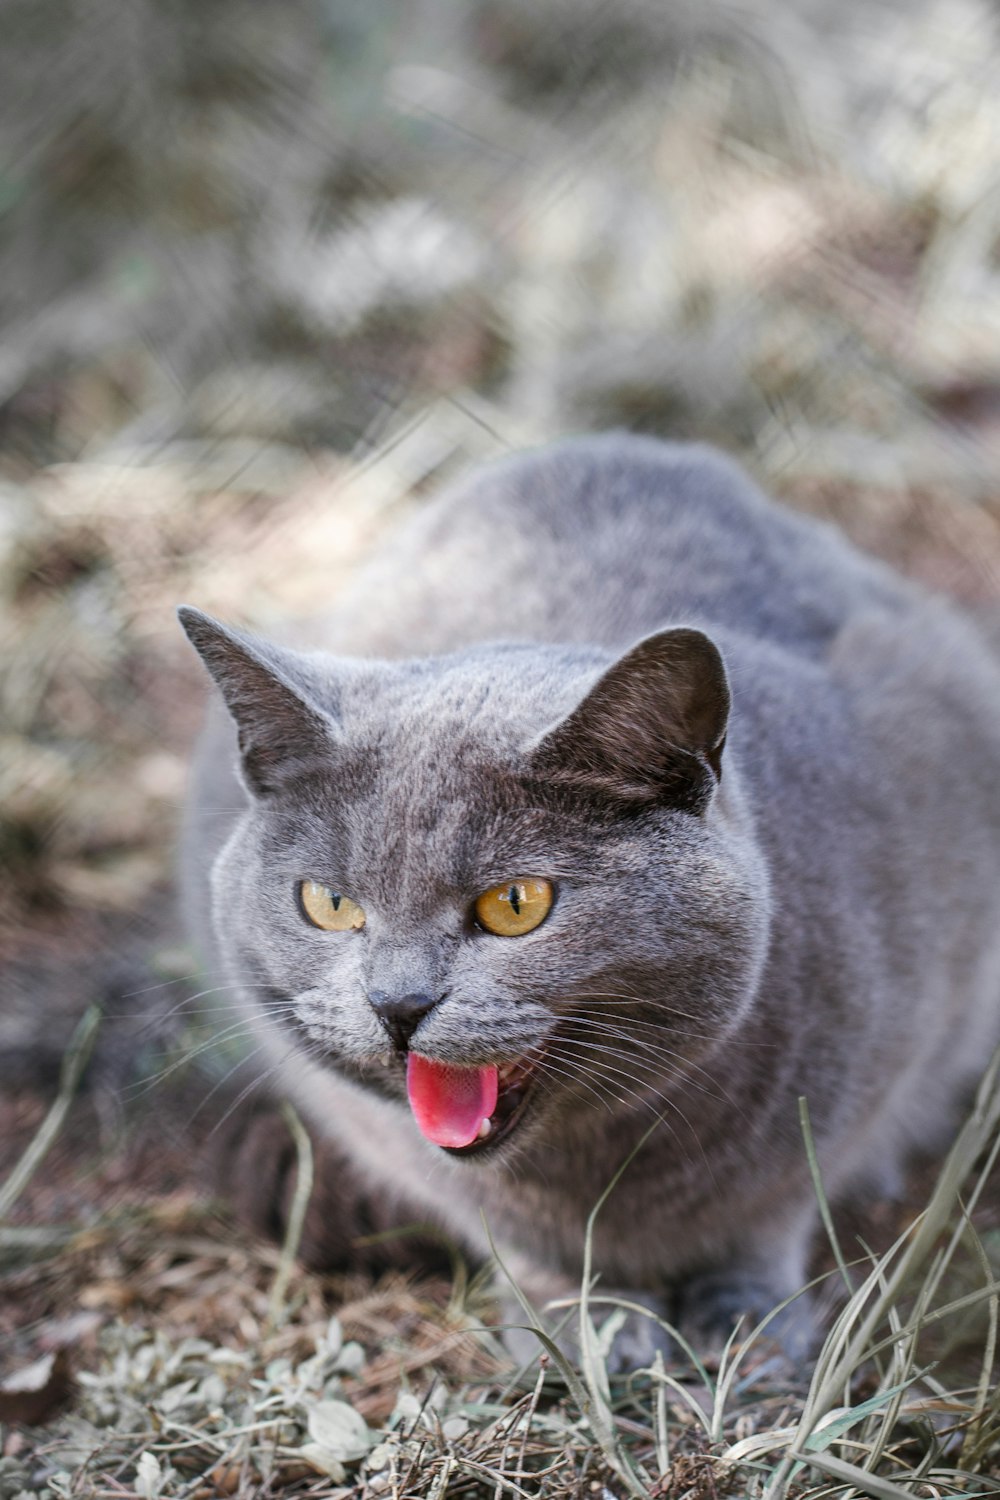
top-left (178, 433), bottom-right (1000, 1366)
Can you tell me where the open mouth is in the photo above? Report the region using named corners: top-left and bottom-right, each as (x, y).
top-left (404, 1051), bottom-right (541, 1158)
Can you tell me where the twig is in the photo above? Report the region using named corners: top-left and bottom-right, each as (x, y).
top-left (799, 1095), bottom-right (854, 1297)
top-left (515, 1353), bottom-right (548, 1482)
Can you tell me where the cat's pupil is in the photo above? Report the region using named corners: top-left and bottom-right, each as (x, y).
top-left (331, 893), bottom-right (341, 911)
top-left (508, 885), bottom-right (521, 915)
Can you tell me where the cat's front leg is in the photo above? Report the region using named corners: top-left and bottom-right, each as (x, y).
top-left (207, 1100), bottom-right (451, 1275)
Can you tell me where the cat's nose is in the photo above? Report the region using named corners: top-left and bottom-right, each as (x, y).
top-left (368, 991), bottom-right (440, 1052)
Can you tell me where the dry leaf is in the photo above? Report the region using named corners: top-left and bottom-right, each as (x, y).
top-left (0, 1348), bottom-right (72, 1425)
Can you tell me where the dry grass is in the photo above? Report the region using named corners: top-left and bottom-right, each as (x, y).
top-left (2, 1024), bottom-right (1000, 1496)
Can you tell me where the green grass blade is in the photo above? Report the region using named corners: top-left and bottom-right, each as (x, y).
top-left (265, 1101), bottom-right (314, 1331)
top-left (0, 1003), bottom-right (101, 1221)
top-left (789, 1448), bottom-right (935, 1499)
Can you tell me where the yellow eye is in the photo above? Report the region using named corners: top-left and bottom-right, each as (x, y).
top-left (299, 880), bottom-right (366, 932)
top-left (474, 878), bottom-right (554, 937)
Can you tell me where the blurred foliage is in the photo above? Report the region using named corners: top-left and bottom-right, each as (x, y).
top-left (3, 0), bottom-right (1000, 467)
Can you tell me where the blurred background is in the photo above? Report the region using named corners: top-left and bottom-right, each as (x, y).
top-left (3, 0), bottom-right (1000, 1088)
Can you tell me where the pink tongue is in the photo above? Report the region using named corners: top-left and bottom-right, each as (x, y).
top-left (405, 1054), bottom-right (499, 1148)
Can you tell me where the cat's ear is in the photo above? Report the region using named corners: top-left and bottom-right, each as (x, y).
top-left (527, 628), bottom-right (730, 811)
top-left (178, 606), bottom-right (337, 796)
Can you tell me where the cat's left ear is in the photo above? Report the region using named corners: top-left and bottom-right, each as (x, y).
top-left (178, 606), bottom-right (337, 796)
top-left (527, 628), bottom-right (730, 812)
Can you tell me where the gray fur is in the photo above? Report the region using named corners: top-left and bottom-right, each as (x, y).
top-left (178, 433), bottom-right (1000, 1364)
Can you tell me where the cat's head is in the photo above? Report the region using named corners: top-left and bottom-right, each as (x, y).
top-left (179, 607), bottom-right (770, 1161)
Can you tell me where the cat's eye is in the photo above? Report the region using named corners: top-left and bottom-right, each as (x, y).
top-left (299, 880), bottom-right (366, 932)
top-left (474, 878), bottom-right (554, 937)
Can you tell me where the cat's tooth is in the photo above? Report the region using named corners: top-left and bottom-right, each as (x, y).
top-left (478, 1117), bottom-right (493, 1139)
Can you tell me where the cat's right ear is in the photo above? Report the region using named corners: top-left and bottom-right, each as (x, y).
top-left (178, 607), bottom-right (337, 796)
top-left (526, 627), bottom-right (730, 813)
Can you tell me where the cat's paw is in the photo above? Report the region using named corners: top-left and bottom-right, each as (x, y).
top-left (677, 1271), bottom-right (817, 1366)
top-left (498, 1288), bottom-right (673, 1375)
top-left (600, 1292), bottom-right (674, 1374)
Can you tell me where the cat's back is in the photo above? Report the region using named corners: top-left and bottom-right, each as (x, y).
top-left (325, 433), bottom-right (914, 659)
